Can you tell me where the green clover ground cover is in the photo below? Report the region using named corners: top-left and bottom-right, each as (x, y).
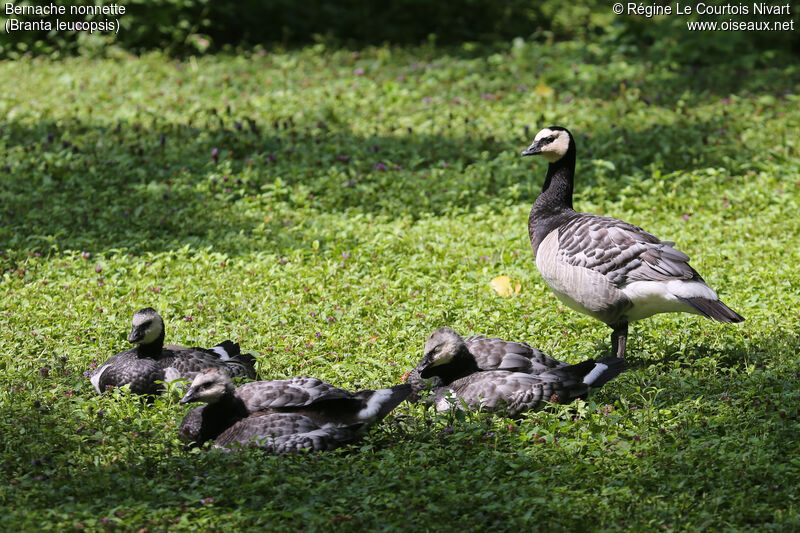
top-left (1, 42), bottom-right (799, 530)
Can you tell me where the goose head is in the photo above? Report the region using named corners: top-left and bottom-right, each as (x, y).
top-left (419, 327), bottom-right (469, 378)
top-left (521, 126), bottom-right (573, 163)
top-left (128, 307), bottom-right (165, 345)
top-left (180, 368), bottom-right (235, 405)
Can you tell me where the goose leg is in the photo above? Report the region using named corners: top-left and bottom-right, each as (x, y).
top-left (611, 323), bottom-right (628, 359)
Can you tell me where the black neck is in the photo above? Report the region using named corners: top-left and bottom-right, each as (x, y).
top-left (199, 392), bottom-right (249, 443)
top-left (528, 144), bottom-right (577, 254)
top-left (135, 328), bottom-right (166, 358)
top-left (533, 146), bottom-right (576, 215)
top-left (427, 347), bottom-right (480, 386)
top-left (209, 392), bottom-right (248, 420)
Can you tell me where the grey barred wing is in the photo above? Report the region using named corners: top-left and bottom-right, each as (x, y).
top-left (269, 425), bottom-right (362, 454)
top-left (215, 413), bottom-right (362, 454)
top-left (465, 335), bottom-right (533, 371)
top-left (557, 214), bottom-right (699, 287)
top-left (234, 377), bottom-right (353, 412)
top-left (214, 412), bottom-right (320, 450)
top-left (159, 351), bottom-right (225, 379)
top-left (445, 372), bottom-right (542, 412)
top-left (465, 335), bottom-right (567, 373)
top-left (91, 352), bottom-right (165, 394)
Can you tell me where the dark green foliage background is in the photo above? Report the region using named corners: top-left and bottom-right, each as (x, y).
top-left (1, 0), bottom-right (797, 61)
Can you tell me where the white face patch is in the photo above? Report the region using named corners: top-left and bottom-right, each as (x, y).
top-left (424, 329), bottom-right (465, 367)
top-left (184, 373), bottom-right (231, 403)
top-left (533, 127), bottom-right (555, 142)
top-left (191, 372), bottom-right (221, 389)
top-left (534, 128), bottom-right (570, 163)
top-left (131, 310), bottom-right (163, 345)
top-left (132, 312), bottom-right (154, 327)
top-left (139, 321), bottom-right (162, 344)
top-left (431, 345), bottom-right (456, 367)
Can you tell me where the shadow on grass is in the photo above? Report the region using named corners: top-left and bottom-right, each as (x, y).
top-left (2, 331), bottom-right (797, 529)
top-left (400, 40), bottom-right (799, 106)
top-left (5, 355), bottom-right (798, 530)
top-left (0, 98), bottom-right (772, 260)
top-left (1, 115), bottom-right (507, 257)
top-left (608, 330), bottom-right (800, 409)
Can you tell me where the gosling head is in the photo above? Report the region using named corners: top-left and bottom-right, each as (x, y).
top-left (179, 368), bottom-right (235, 405)
top-left (419, 327), bottom-right (468, 378)
top-left (521, 126), bottom-right (573, 163)
top-left (128, 307), bottom-right (165, 345)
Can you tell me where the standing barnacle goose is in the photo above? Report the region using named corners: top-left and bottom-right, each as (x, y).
top-left (90, 307), bottom-right (257, 395)
top-left (414, 329), bottom-right (625, 416)
top-left (522, 126), bottom-right (744, 358)
top-left (178, 368), bottom-right (411, 454)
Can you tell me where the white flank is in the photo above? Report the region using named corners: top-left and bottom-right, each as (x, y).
top-left (357, 388), bottom-right (393, 421)
top-left (436, 393), bottom-right (456, 412)
top-left (622, 280), bottom-right (719, 321)
top-left (164, 367), bottom-right (181, 382)
top-left (536, 229), bottom-right (624, 322)
top-left (90, 365), bottom-right (109, 394)
top-left (582, 363), bottom-right (608, 386)
top-left (211, 345), bottom-right (232, 360)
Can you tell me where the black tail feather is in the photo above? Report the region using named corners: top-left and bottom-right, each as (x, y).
top-left (228, 352), bottom-right (258, 379)
top-left (680, 297), bottom-right (744, 323)
top-left (213, 340), bottom-right (241, 357)
top-left (539, 358), bottom-right (625, 389)
top-left (232, 351), bottom-right (256, 367)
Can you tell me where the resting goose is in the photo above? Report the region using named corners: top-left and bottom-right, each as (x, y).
top-left (445, 327), bottom-right (568, 373)
top-left (178, 368), bottom-right (411, 453)
top-left (415, 330), bottom-right (625, 416)
top-left (522, 126), bottom-right (744, 358)
top-left (90, 307), bottom-right (257, 395)
top-left (405, 327), bottom-right (570, 402)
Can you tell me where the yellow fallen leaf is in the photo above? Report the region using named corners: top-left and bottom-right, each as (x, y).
top-left (535, 82), bottom-right (554, 98)
top-left (490, 275), bottom-right (521, 297)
